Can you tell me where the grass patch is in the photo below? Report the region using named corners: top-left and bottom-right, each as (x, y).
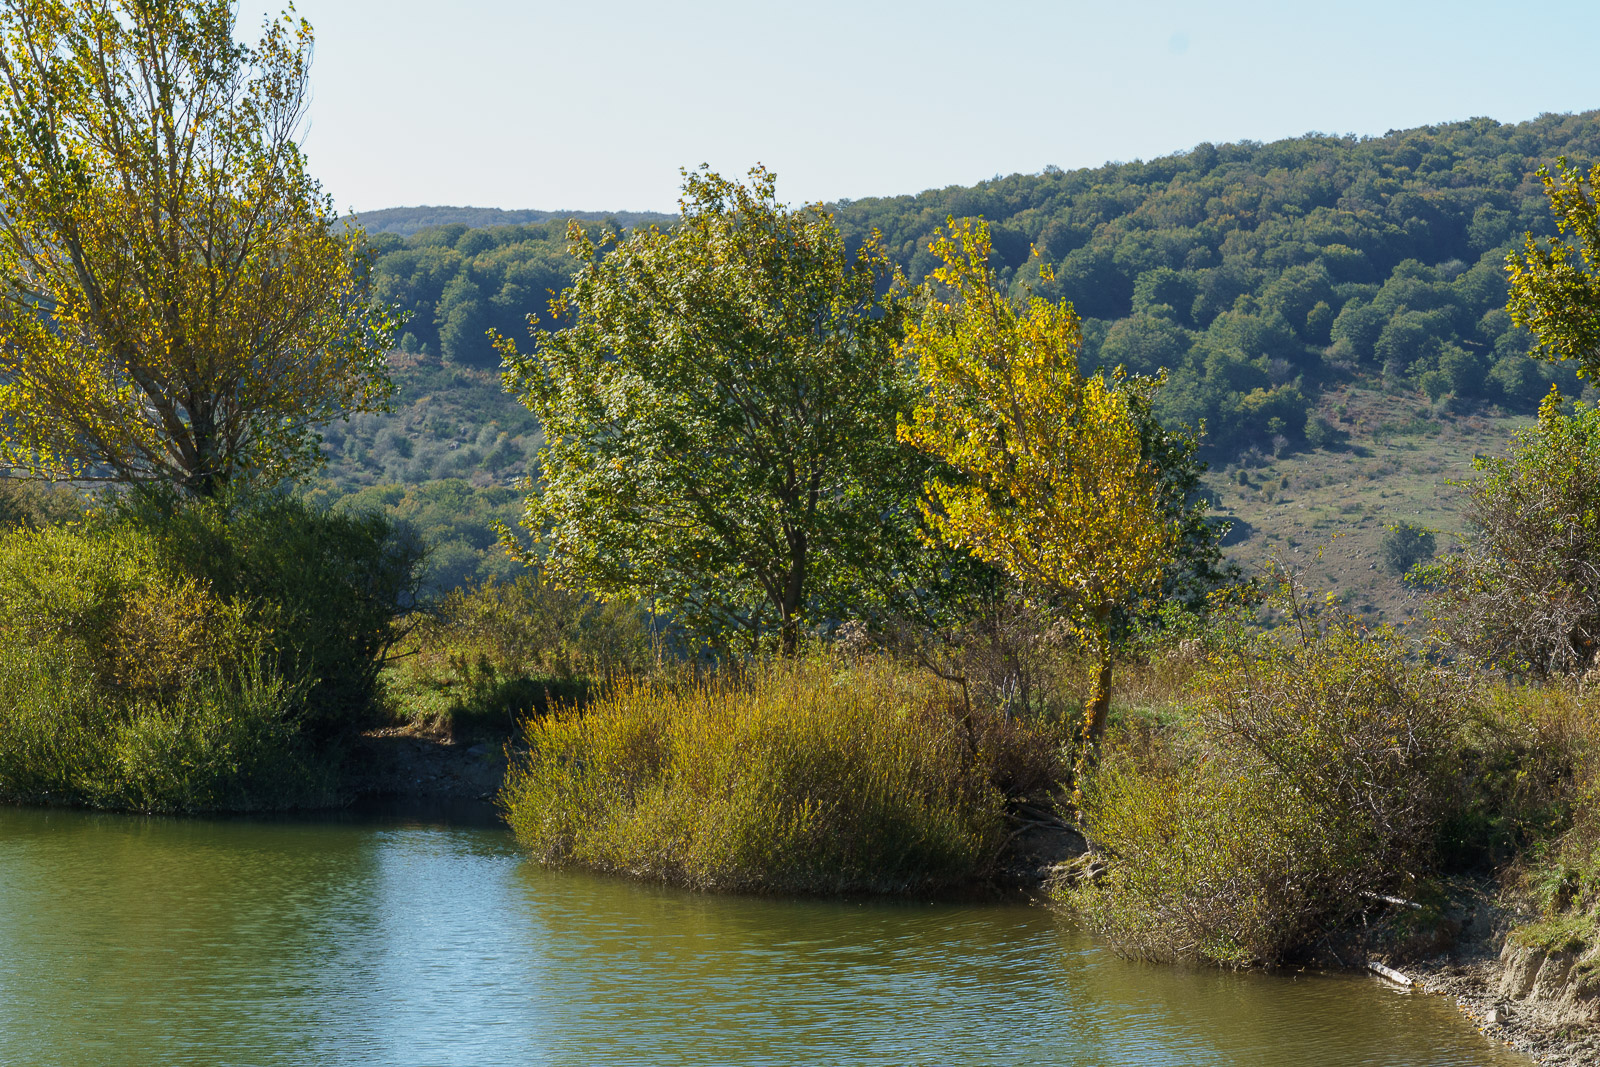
top-left (501, 657), bottom-right (1066, 895)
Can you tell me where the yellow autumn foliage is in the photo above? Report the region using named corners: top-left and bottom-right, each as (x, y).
top-left (900, 219), bottom-right (1172, 626)
top-left (899, 218), bottom-right (1176, 749)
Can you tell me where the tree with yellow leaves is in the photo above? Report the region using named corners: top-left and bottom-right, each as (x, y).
top-left (0, 0), bottom-right (397, 497)
top-left (1507, 157), bottom-right (1600, 381)
top-left (899, 218), bottom-right (1176, 752)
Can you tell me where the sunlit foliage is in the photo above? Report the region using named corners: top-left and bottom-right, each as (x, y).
top-left (0, 0), bottom-right (397, 495)
top-left (899, 218), bottom-right (1174, 748)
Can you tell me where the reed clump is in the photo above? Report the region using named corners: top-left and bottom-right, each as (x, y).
top-left (501, 656), bottom-right (1064, 894)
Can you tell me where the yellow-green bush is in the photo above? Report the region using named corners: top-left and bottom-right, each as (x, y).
top-left (389, 575), bottom-right (654, 736)
top-left (0, 491), bottom-right (416, 811)
top-left (0, 642), bottom-right (331, 812)
top-left (1065, 613), bottom-right (1475, 966)
top-left (0, 520), bottom-right (266, 696)
top-left (501, 658), bottom-right (1058, 894)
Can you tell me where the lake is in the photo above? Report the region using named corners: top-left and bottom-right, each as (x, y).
top-left (0, 806), bottom-right (1527, 1066)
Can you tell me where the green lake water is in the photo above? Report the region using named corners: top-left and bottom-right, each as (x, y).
top-left (0, 806), bottom-right (1529, 1066)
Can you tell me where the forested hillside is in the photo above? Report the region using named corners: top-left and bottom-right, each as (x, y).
top-left (332, 111), bottom-right (1600, 593)
top-left (355, 205), bottom-right (673, 237)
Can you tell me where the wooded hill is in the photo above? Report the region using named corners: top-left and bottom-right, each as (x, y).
top-left (327, 111), bottom-right (1600, 597)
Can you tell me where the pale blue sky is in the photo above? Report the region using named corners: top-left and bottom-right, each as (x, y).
top-left (239, 0), bottom-right (1600, 214)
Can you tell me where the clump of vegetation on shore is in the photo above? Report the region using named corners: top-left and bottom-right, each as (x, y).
top-left (0, 493), bottom-right (417, 812)
top-left (501, 657), bottom-right (1066, 894)
top-left (1067, 597), bottom-right (1468, 964)
top-left (386, 574), bottom-right (657, 738)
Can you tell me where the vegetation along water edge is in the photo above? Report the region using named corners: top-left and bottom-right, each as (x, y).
top-left (4, 0), bottom-right (1600, 1060)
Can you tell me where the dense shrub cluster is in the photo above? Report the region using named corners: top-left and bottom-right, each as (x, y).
top-left (0, 493), bottom-right (419, 811)
top-left (1068, 606), bottom-right (1475, 965)
top-left (501, 658), bottom-right (1065, 894)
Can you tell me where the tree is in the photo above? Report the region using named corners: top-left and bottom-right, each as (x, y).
top-left (1507, 158), bottom-right (1600, 381)
top-left (500, 166), bottom-right (919, 656)
top-left (1429, 388), bottom-right (1600, 677)
top-left (0, 0), bottom-right (397, 496)
top-left (898, 218), bottom-right (1176, 752)
top-left (1379, 521), bottom-right (1436, 577)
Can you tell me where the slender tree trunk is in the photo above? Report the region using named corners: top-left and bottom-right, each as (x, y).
top-left (778, 531), bottom-right (807, 657)
top-left (1071, 607), bottom-right (1116, 820)
top-left (1081, 603), bottom-right (1115, 752)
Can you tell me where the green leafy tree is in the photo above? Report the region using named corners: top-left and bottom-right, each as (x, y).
top-left (1429, 389), bottom-right (1600, 676)
top-left (0, 0), bottom-right (397, 496)
top-left (1508, 158), bottom-right (1600, 380)
top-left (500, 166), bottom-right (919, 656)
top-left (1379, 521), bottom-right (1436, 577)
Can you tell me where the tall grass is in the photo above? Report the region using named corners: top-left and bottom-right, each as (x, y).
top-left (502, 657), bottom-right (1062, 894)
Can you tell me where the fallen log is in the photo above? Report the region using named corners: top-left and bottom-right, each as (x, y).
top-left (1368, 960), bottom-right (1417, 987)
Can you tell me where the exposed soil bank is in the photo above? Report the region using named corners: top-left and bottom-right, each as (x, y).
top-left (1376, 884), bottom-right (1599, 1067)
top-left (344, 726), bottom-right (510, 822)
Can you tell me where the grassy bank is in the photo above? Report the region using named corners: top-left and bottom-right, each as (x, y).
top-left (501, 657), bottom-right (1067, 895)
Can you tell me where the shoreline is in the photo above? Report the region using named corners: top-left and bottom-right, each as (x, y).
top-left (13, 727), bottom-right (1596, 1063)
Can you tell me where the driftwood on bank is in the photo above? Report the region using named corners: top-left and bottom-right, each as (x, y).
top-left (1369, 959), bottom-right (1418, 986)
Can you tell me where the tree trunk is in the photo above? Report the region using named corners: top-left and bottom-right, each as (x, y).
top-left (1083, 638), bottom-right (1114, 750)
top-left (778, 530), bottom-right (807, 657)
top-left (1081, 604), bottom-right (1114, 753)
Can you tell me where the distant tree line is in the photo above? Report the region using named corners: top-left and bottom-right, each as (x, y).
top-left (366, 112), bottom-right (1600, 456)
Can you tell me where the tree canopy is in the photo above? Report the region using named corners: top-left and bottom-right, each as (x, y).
top-left (898, 218), bottom-right (1175, 747)
top-left (1507, 157), bottom-right (1600, 381)
top-left (365, 113), bottom-right (1600, 459)
top-left (0, 0), bottom-right (396, 496)
top-left (501, 166), bottom-right (922, 655)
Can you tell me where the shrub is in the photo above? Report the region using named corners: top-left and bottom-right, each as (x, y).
top-left (501, 658), bottom-right (1061, 894)
top-left (1428, 391), bottom-right (1600, 676)
top-left (391, 574), bottom-right (656, 735)
top-left (1379, 521), bottom-right (1436, 577)
top-left (0, 519), bottom-right (268, 696)
top-left (0, 490), bottom-right (419, 810)
top-left (119, 491), bottom-right (423, 729)
top-left (0, 641), bottom-right (332, 812)
top-left (107, 663), bottom-right (336, 813)
top-left (1065, 610), bottom-right (1473, 965)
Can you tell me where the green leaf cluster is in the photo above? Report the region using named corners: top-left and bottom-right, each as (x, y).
top-left (501, 166), bottom-right (926, 655)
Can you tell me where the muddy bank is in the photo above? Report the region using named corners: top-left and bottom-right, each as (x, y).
top-left (1375, 884), bottom-right (1600, 1067)
top-left (344, 726), bottom-right (514, 822)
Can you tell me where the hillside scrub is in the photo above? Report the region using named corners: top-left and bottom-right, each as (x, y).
top-left (500, 657), bottom-right (1067, 895)
top-left (0, 493), bottom-right (419, 811)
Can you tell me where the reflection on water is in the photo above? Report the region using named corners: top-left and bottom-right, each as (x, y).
top-left (0, 807), bottom-right (1526, 1067)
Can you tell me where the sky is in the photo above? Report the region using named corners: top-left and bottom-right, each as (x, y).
top-left (238, 0), bottom-right (1600, 215)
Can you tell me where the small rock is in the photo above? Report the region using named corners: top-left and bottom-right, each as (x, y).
top-left (466, 743), bottom-right (490, 757)
top-left (1486, 1003), bottom-right (1512, 1026)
